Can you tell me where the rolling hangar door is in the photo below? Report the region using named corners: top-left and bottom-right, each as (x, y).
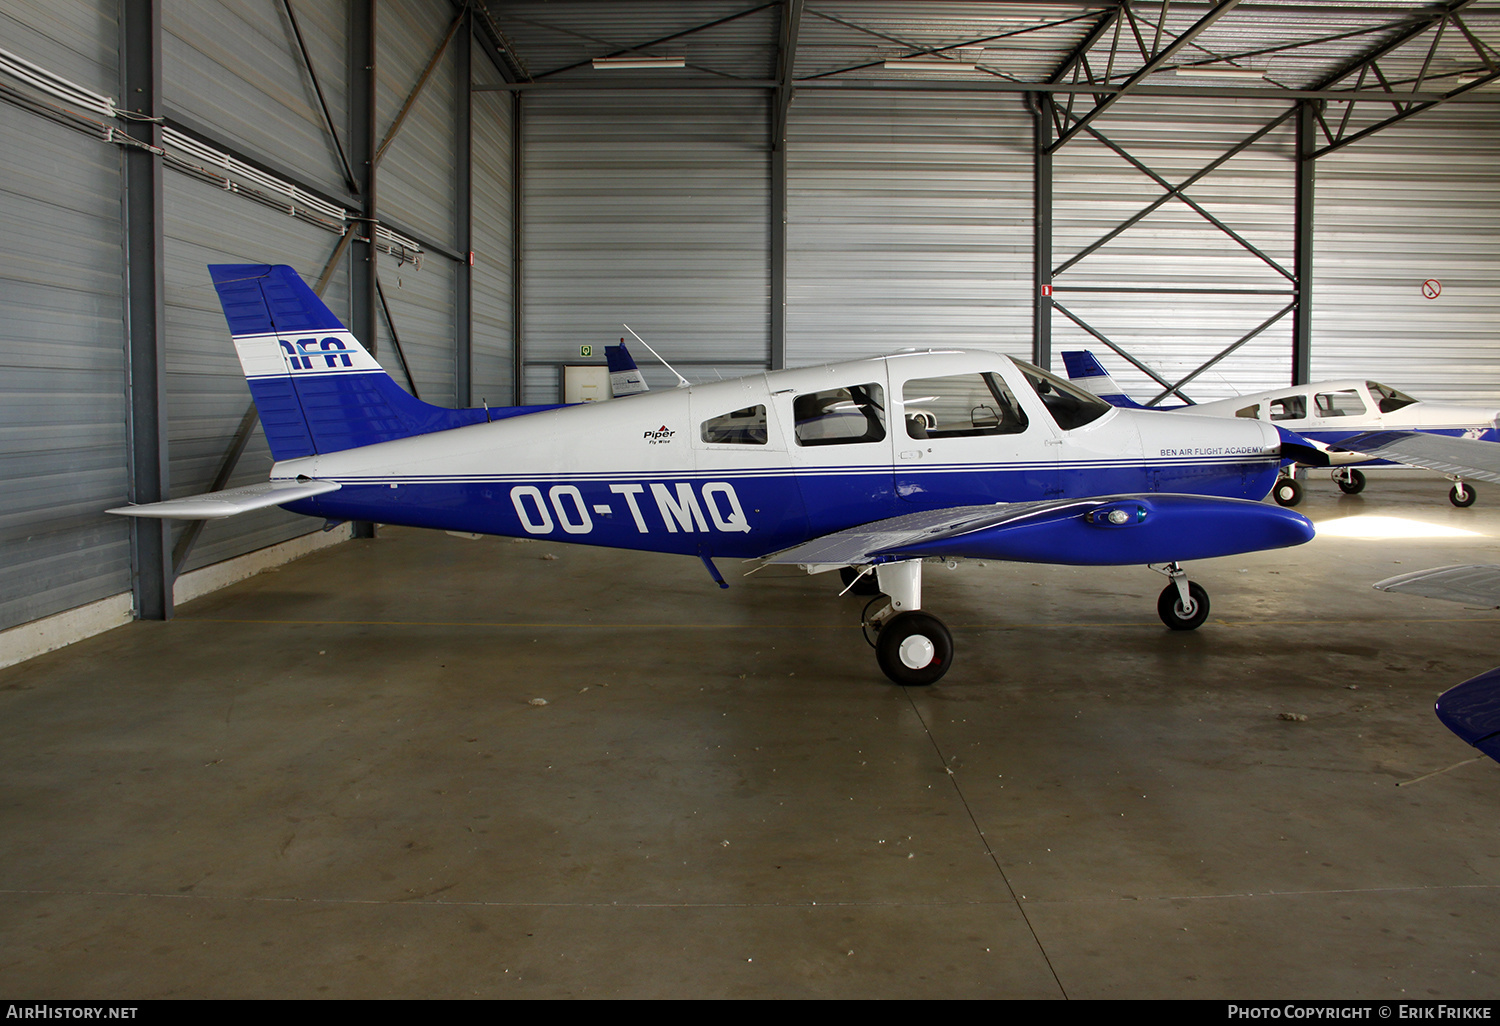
top-left (2, 0), bottom-right (1500, 653)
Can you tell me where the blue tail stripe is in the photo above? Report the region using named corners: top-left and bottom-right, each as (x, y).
top-left (1061, 351), bottom-right (1109, 379)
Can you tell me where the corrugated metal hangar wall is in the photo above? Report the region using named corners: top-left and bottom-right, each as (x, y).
top-left (1, 0), bottom-right (1498, 644)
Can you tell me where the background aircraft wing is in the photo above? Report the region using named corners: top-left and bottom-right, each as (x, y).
top-left (1330, 431), bottom-right (1500, 483)
top-left (107, 480), bottom-right (341, 520)
top-left (1435, 668), bottom-right (1500, 763)
top-left (756, 493), bottom-right (1312, 570)
top-left (1373, 564), bottom-right (1500, 608)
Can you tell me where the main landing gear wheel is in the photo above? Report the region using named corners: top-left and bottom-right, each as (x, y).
top-left (874, 611), bottom-right (953, 687)
top-left (1335, 469), bottom-right (1366, 495)
top-left (1273, 478), bottom-right (1302, 507)
top-left (1450, 482), bottom-right (1477, 508)
top-left (1157, 581), bottom-right (1210, 631)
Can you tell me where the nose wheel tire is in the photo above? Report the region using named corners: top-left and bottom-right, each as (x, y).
top-left (874, 611), bottom-right (953, 687)
top-left (1450, 482), bottom-right (1476, 508)
top-left (1272, 478), bottom-right (1302, 507)
top-left (1336, 469), bottom-right (1366, 495)
top-left (1157, 581), bottom-right (1210, 631)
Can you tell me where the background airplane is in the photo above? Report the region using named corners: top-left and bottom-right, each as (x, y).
top-left (109, 264), bottom-right (1319, 685)
top-left (1062, 350), bottom-right (1500, 508)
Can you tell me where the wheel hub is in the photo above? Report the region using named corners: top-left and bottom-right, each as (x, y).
top-left (898, 635), bottom-right (936, 669)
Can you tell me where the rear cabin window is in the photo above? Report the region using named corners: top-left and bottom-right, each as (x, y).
top-left (1315, 389), bottom-right (1366, 418)
top-left (1369, 382), bottom-right (1417, 414)
top-left (1235, 404), bottom-right (1262, 419)
top-left (1013, 360), bottom-right (1111, 430)
top-left (1269, 396), bottom-right (1306, 421)
top-left (793, 383), bottom-right (886, 446)
top-left (902, 373), bottom-right (1028, 439)
top-left (701, 405), bottom-right (768, 445)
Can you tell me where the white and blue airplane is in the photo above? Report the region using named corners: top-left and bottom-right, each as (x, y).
top-left (110, 264), bottom-right (1322, 685)
top-left (1063, 350), bottom-right (1500, 508)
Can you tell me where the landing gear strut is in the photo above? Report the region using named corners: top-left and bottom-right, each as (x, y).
top-left (860, 560), bottom-right (953, 686)
top-left (1152, 563), bottom-right (1210, 631)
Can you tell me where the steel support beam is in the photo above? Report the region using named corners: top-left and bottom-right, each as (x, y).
top-left (349, 0), bottom-right (377, 540)
top-left (1292, 100), bottom-right (1316, 386)
top-left (456, 6), bottom-right (473, 407)
top-left (770, 0), bottom-right (800, 371)
top-left (511, 91), bottom-right (525, 405)
top-left (121, 0), bottom-right (171, 620)
top-left (1031, 94), bottom-right (1054, 369)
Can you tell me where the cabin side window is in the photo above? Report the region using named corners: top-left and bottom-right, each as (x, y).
top-left (1013, 360), bottom-right (1112, 430)
top-left (793, 383), bottom-right (886, 446)
top-left (902, 373), bottom-right (1028, 439)
top-left (1314, 389), bottom-right (1366, 418)
top-left (1235, 404), bottom-right (1262, 419)
top-left (700, 405), bottom-right (768, 445)
top-left (1269, 396), bottom-right (1306, 421)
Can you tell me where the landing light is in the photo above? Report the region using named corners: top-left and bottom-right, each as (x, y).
top-left (1086, 504), bottom-right (1146, 527)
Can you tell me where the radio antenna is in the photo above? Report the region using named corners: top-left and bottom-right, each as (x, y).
top-left (623, 324), bottom-right (690, 389)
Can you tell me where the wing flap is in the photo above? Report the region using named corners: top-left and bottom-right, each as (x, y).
top-left (107, 480), bottom-right (341, 520)
top-left (1330, 431), bottom-right (1500, 483)
top-left (759, 494), bottom-right (1314, 570)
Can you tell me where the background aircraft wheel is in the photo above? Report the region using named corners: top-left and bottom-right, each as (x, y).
top-left (1450, 483), bottom-right (1476, 508)
top-left (840, 565), bottom-right (883, 596)
top-left (1336, 469), bottom-right (1366, 495)
top-left (1157, 581), bottom-right (1210, 631)
top-left (1272, 478), bottom-right (1302, 507)
top-left (875, 611), bottom-right (953, 686)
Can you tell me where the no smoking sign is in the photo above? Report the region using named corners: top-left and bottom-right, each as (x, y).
top-left (1423, 279), bottom-right (1442, 299)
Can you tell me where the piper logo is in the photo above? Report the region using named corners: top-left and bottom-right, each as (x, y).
top-left (644, 425), bottom-right (675, 444)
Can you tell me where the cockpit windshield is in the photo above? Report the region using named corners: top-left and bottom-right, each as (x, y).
top-left (1368, 381), bottom-right (1417, 414)
top-left (1013, 359), bottom-right (1113, 430)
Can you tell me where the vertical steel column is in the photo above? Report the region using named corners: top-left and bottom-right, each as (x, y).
top-left (349, 0), bottom-right (377, 539)
top-left (1292, 100), bottom-right (1316, 387)
top-left (511, 91), bottom-right (524, 405)
top-left (455, 7), bottom-right (473, 407)
top-left (769, 98), bottom-right (787, 371)
top-left (121, 0), bottom-right (171, 620)
top-left (1032, 94), bottom-right (1054, 370)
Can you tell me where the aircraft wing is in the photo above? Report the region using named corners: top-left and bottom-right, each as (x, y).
top-left (1373, 564), bottom-right (1500, 608)
top-left (107, 480), bottom-right (342, 520)
top-left (1435, 667), bottom-right (1500, 763)
top-left (757, 493), bottom-right (1313, 571)
top-left (1329, 431), bottom-right (1500, 483)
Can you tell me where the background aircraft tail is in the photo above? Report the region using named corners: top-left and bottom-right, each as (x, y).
top-left (1060, 350), bottom-right (1149, 409)
top-left (210, 264), bottom-right (551, 461)
top-left (606, 342), bottom-right (649, 397)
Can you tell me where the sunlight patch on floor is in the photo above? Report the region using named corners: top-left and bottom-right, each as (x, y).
top-left (1314, 515), bottom-right (1484, 540)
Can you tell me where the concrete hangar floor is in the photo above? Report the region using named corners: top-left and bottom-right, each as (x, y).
top-left (0, 475), bottom-right (1496, 1000)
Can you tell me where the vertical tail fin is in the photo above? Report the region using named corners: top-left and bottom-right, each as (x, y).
top-left (209, 264), bottom-right (489, 459)
top-left (606, 341), bottom-right (649, 397)
top-left (1060, 350), bottom-right (1148, 410)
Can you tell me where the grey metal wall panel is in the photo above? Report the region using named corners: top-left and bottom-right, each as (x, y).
top-left (786, 90), bottom-right (1033, 366)
top-left (163, 0), bottom-right (351, 197)
top-left (471, 86), bottom-right (514, 406)
top-left (376, 0), bottom-right (458, 249)
top-left (522, 90), bottom-right (770, 368)
top-left (376, 256), bottom-right (458, 410)
top-left (0, 103), bottom-right (129, 631)
top-left (163, 172), bottom-right (349, 574)
top-left (1312, 106), bottom-right (1500, 405)
top-left (1049, 96), bottom-right (1299, 403)
top-left (0, 0), bottom-right (118, 99)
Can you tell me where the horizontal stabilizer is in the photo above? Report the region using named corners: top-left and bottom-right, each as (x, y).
top-left (1373, 564), bottom-right (1500, 608)
top-left (1331, 431), bottom-right (1500, 483)
top-left (107, 480), bottom-right (341, 520)
top-left (758, 494), bottom-right (1314, 570)
top-left (1435, 667), bottom-right (1500, 763)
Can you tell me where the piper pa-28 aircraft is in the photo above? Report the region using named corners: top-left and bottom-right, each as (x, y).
top-left (110, 265), bottom-right (1321, 685)
top-left (1063, 350), bottom-right (1500, 509)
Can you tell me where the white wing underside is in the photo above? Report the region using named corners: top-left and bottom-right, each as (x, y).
top-left (1332, 432), bottom-right (1500, 483)
top-left (1374, 565), bottom-right (1500, 608)
top-left (107, 480), bottom-right (342, 520)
